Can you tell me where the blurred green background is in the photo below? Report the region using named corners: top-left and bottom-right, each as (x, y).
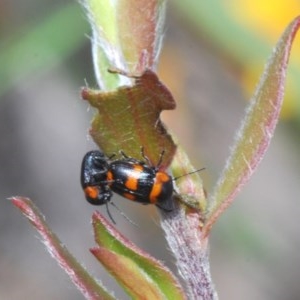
top-left (1, 1), bottom-right (299, 299)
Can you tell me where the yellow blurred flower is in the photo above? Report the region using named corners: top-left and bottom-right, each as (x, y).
top-left (228, 0), bottom-right (300, 118)
top-left (174, 0), bottom-right (300, 119)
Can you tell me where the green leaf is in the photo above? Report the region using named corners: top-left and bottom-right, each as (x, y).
top-left (82, 0), bottom-right (166, 90)
top-left (91, 211), bottom-right (186, 300)
top-left (116, 0), bottom-right (166, 68)
top-left (203, 16), bottom-right (300, 236)
top-left (82, 69), bottom-right (177, 168)
top-left (10, 197), bottom-right (115, 300)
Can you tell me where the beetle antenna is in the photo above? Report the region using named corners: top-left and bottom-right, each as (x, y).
top-left (105, 202), bottom-right (116, 224)
top-left (119, 151), bottom-right (126, 158)
top-left (109, 202), bottom-right (138, 227)
top-left (108, 153), bottom-right (116, 160)
top-left (140, 146), bottom-right (152, 166)
top-left (173, 168), bottom-right (205, 181)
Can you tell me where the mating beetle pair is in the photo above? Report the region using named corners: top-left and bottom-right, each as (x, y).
top-left (81, 149), bottom-right (174, 215)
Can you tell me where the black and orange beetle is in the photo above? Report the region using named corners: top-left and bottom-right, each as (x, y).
top-left (81, 150), bottom-right (112, 206)
top-left (107, 150), bottom-right (174, 211)
top-left (80, 149), bottom-right (174, 214)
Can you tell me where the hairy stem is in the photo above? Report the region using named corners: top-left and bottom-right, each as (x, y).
top-left (160, 204), bottom-right (218, 300)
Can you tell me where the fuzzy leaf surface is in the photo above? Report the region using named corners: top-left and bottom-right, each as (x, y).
top-left (204, 16), bottom-right (300, 235)
top-left (11, 197), bottom-right (114, 300)
top-left (91, 212), bottom-right (186, 300)
top-left (83, 0), bottom-right (166, 89)
top-left (82, 69), bottom-right (176, 168)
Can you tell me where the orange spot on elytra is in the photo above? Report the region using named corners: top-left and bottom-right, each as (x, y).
top-left (107, 170), bottom-right (113, 183)
top-left (123, 192), bottom-right (136, 201)
top-left (149, 183), bottom-right (161, 203)
top-left (156, 172), bottom-right (170, 183)
top-left (125, 177), bottom-right (138, 190)
top-left (125, 165), bottom-right (143, 190)
top-left (149, 172), bottom-right (171, 203)
top-left (84, 186), bottom-right (98, 199)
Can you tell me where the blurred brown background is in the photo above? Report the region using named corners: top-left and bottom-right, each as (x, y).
top-left (0, 1), bottom-right (299, 299)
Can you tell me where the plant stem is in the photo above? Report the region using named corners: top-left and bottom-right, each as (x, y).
top-left (160, 204), bottom-right (218, 300)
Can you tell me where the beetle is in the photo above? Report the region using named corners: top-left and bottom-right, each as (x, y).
top-left (106, 150), bottom-right (174, 211)
top-left (81, 150), bottom-right (112, 205)
top-left (81, 149), bottom-right (174, 212)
